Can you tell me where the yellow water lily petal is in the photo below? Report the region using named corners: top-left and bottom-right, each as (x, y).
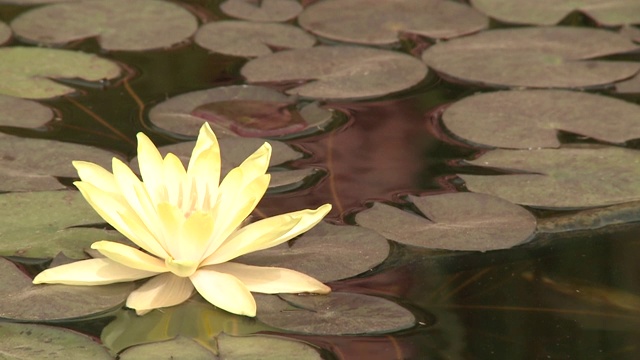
top-left (162, 153), bottom-right (187, 207)
top-left (190, 268), bottom-right (256, 317)
top-left (236, 142), bottom-right (272, 180)
top-left (187, 122), bottom-right (221, 190)
top-left (73, 161), bottom-right (119, 194)
top-left (136, 132), bottom-right (165, 204)
top-left (91, 241), bottom-right (168, 273)
top-left (207, 262), bottom-right (331, 294)
top-left (156, 202), bottom-right (185, 258)
top-left (33, 258), bottom-right (157, 286)
top-left (126, 273), bottom-right (194, 315)
top-left (181, 210), bottom-right (214, 261)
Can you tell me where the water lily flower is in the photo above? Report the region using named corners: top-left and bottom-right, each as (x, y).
top-left (33, 123), bottom-right (331, 317)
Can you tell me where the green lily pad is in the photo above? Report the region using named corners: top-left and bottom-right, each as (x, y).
top-left (242, 45), bottom-right (428, 100)
top-left (537, 200), bottom-right (640, 233)
top-left (460, 145), bottom-right (640, 208)
top-left (220, 0), bottom-right (303, 22)
top-left (218, 334), bottom-right (322, 360)
top-left (0, 191), bottom-right (126, 258)
top-left (255, 292), bottom-right (415, 335)
top-left (356, 193), bottom-right (536, 251)
top-left (148, 85), bottom-right (333, 137)
top-left (0, 21), bottom-right (10, 45)
top-left (0, 46), bottom-right (120, 99)
top-left (471, 0), bottom-right (640, 26)
top-left (238, 222), bottom-right (390, 283)
top-left (0, 0), bottom-right (72, 3)
top-left (0, 257), bottom-right (132, 321)
top-left (0, 94), bottom-right (54, 128)
top-left (119, 337), bottom-right (214, 360)
top-left (10, 0), bottom-right (198, 51)
top-left (298, 0), bottom-right (488, 45)
top-left (195, 21), bottom-right (315, 57)
top-left (421, 27), bottom-right (640, 89)
top-left (441, 90), bottom-right (640, 149)
top-left (0, 322), bottom-right (112, 359)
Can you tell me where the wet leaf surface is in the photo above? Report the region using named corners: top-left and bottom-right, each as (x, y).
top-left (615, 73), bottom-right (640, 93)
top-left (0, 94), bottom-right (54, 128)
top-left (422, 27), bottom-right (640, 88)
top-left (118, 337), bottom-right (214, 360)
top-left (537, 201), bottom-right (640, 233)
top-left (241, 45), bottom-right (428, 100)
top-left (0, 20), bottom-right (10, 44)
top-left (217, 333), bottom-right (322, 360)
top-left (11, 0), bottom-right (198, 51)
top-left (298, 0), bottom-right (488, 45)
top-left (441, 90), bottom-right (640, 149)
top-left (220, 0), bottom-right (302, 22)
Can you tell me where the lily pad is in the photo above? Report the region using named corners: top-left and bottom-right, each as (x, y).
top-left (0, 0), bottom-right (72, 3)
top-left (0, 94), bottom-right (54, 128)
top-left (421, 27), bottom-right (640, 89)
top-left (0, 21), bottom-right (10, 45)
top-left (119, 337), bottom-right (214, 360)
top-left (537, 200), bottom-right (640, 233)
top-left (615, 73), bottom-right (640, 93)
top-left (10, 0), bottom-right (198, 51)
top-left (255, 292), bottom-right (415, 335)
top-left (218, 334), bottom-right (322, 360)
top-left (0, 322), bottom-right (112, 359)
top-left (0, 257), bottom-right (132, 321)
top-left (356, 193), bottom-right (536, 251)
top-left (298, 0), bottom-right (488, 45)
top-left (0, 46), bottom-right (120, 99)
top-left (441, 90), bottom-right (640, 149)
top-left (238, 222), bottom-right (390, 283)
top-left (460, 145), bottom-right (640, 208)
top-left (0, 191), bottom-right (126, 258)
top-left (471, 0), bottom-right (640, 26)
top-left (242, 46), bottom-right (428, 100)
top-left (195, 21), bottom-right (315, 57)
top-left (148, 85), bottom-right (333, 137)
top-left (220, 0), bottom-right (302, 22)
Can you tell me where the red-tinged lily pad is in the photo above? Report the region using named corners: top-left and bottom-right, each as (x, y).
top-left (195, 21), bottom-right (315, 57)
top-left (0, 94), bottom-right (54, 128)
top-left (238, 222), bottom-right (390, 283)
top-left (0, 322), bottom-right (112, 358)
top-left (441, 90), bottom-right (640, 149)
top-left (0, 21), bottom-right (10, 45)
top-left (220, 0), bottom-right (303, 22)
top-left (0, 258), bottom-right (132, 321)
top-left (356, 193), bottom-right (536, 251)
top-left (242, 46), bottom-right (428, 100)
top-left (421, 27), bottom-right (640, 89)
top-left (298, 0), bottom-right (488, 45)
top-left (471, 0), bottom-right (640, 26)
top-left (10, 0), bottom-right (197, 51)
top-left (148, 85), bottom-right (333, 137)
top-left (0, 46), bottom-right (120, 99)
top-left (460, 145), bottom-right (640, 209)
top-left (255, 292), bottom-right (415, 335)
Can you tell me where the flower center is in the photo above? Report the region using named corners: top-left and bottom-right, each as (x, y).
top-left (165, 258), bottom-right (199, 277)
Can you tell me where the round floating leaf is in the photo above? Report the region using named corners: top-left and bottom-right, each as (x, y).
top-left (242, 46), bottom-right (428, 100)
top-left (442, 90), bottom-right (640, 149)
top-left (10, 0), bottom-right (198, 51)
top-left (0, 191), bottom-right (126, 258)
top-left (195, 21), bottom-right (315, 57)
top-left (0, 94), bottom-right (54, 128)
top-left (0, 258), bottom-right (132, 321)
top-left (0, 46), bottom-right (120, 99)
top-left (0, 322), bottom-right (112, 359)
top-left (537, 200), bottom-right (640, 233)
top-left (119, 337), bottom-right (214, 360)
top-left (471, 0), bottom-right (640, 26)
top-left (220, 0), bottom-right (302, 22)
top-left (255, 292), bottom-right (415, 335)
top-left (149, 85), bottom-right (333, 137)
top-left (620, 25), bottom-right (640, 42)
top-left (356, 193), bottom-right (536, 251)
top-left (0, 0), bottom-right (73, 3)
top-left (218, 333), bottom-right (322, 360)
top-left (0, 21), bottom-right (10, 45)
top-left (298, 0), bottom-right (488, 45)
top-left (460, 146), bottom-right (640, 208)
top-left (615, 73), bottom-right (640, 94)
top-left (422, 27), bottom-right (640, 89)
top-left (238, 222), bottom-right (390, 283)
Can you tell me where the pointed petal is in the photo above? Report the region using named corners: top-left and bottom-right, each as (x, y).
top-left (126, 273), bottom-right (194, 314)
top-left (136, 132), bottom-right (165, 204)
top-left (73, 161), bottom-right (118, 194)
top-left (91, 241), bottom-right (168, 273)
top-left (206, 262), bottom-right (331, 294)
top-left (162, 153), bottom-right (187, 206)
top-left (180, 210), bottom-right (214, 261)
top-left (190, 268), bottom-right (256, 317)
top-left (156, 202), bottom-right (184, 258)
top-left (33, 258), bottom-right (156, 285)
top-left (187, 123), bottom-right (221, 191)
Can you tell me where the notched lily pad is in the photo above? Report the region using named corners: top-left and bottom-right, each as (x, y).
top-left (0, 46), bottom-right (120, 99)
top-left (299, 0), bottom-right (487, 45)
top-left (255, 292), bottom-right (415, 335)
top-left (11, 0), bottom-right (198, 51)
top-left (356, 193), bottom-right (536, 251)
top-left (149, 85), bottom-right (334, 137)
top-left (441, 90), bottom-right (640, 149)
top-left (238, 222), bottom-right (390, 283)
top-left (422, 27), bottom-right (640, 89)
top-left (195, 21), bottom-right (315, 57)
top-left (0, 94), bottom-right (54, 128)
top-left (460, 145), bottom-right (640, 208)
top-left (220, 0), bottom-right (303, 22)
top-left (242, 45), bottom-right (428, 100)
top-left (0, 21), bottom-right (10, 45)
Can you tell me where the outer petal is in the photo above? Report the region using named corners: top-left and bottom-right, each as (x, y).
top-left (73, 161), bottom-right (119, 194)
top-left (126, 273), bottom-right (194, 315)
top-left (91, 241), bottom-right (168, 273)
top-left (190, 268), bottom-right (256, 317)
top-left (33, 258), bottom-right (157, 285)
top-left (206, 262), bottom-right (331, 294)
top-left (187, 123), bottom-right (221, 195)
top-left (136, 132), bottom-right (165, 204)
